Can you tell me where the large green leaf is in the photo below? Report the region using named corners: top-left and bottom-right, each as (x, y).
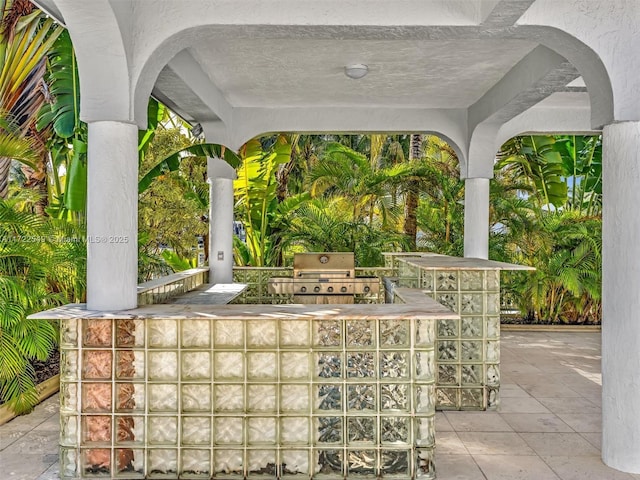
top-left (138, 98), bottom-right (166, 162)
top-left (139, 143), bottom-right (240, 193)
top-left (37, 30), bottom-right (78, 138)
top-left (63, 137), bottom-right (87, 211)
top-left (497, 136), bottom-right (567, 208)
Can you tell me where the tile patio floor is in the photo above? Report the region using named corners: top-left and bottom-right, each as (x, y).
top-left (1, 331), bottom-right (639, 479)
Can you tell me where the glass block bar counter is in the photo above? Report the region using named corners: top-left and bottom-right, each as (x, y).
top-left (31, 301), bottom-right (457, 479)
top-left (384, 253), bottom-right (534, 411)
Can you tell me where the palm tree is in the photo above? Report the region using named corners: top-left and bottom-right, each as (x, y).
top-left (0, 189), bottom-right (86, 414)
top-left (403, 134), bottom-right (422, 249)
top-left (308, 142), bottom-right (407, 228)
top-left (0, 0), bottom-right (62, 207)
top-left (279, 197), bottom-right (408, 267)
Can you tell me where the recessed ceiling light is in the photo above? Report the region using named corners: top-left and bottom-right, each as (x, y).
top-left (344, 64), bottom-right (368, 79)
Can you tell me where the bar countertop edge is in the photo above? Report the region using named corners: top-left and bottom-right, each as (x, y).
top-left (28, 299), bottom-right (459, 321)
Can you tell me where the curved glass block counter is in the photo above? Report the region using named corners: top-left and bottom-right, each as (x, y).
top-left (33, 302), bottom-right (455, 479)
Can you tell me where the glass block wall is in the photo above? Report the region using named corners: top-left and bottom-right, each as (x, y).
top-left (394, 258), bottom-right (500, 411)
top-left (232, 267), bottom-right (294, 305)
top-left (59, 314), bottom-right (437, 479)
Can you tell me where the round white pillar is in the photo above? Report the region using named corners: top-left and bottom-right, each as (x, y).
top-left (463, 177), bottom-right (490, 259)
top-left (602, 121), bottom-right (640, 474)
top-left (86, 121), bottom-right (138, 310)
top-left (207, 158), bottom-right (237, 284)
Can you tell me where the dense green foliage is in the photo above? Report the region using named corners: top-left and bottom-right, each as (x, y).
top-left (138, 127), bottom-right (209, 280)
top-left (235, 132), bottom-right (602, 323)
top-left (0, 190), bottom-right (85, 413)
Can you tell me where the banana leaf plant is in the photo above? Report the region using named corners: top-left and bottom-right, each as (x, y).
top-left (0, 1), bottom-right (63, 199)
top-left (496, 136), bottom-right (568, 209)
top-left (37, 29), bottom-right (85, 215)
top-left (555, 135), bottom-right (602, 216)
top-left (138, 142), bottom-right (240, 193)
top-left (233, 135), bottom-right (311, 266)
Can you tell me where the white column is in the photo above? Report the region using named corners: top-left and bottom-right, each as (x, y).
top-left (602, 121), bottom-right (640, 474)
top-left (86, 121), bottom-right (138, 310)
top-left (207, 158), bottom-right (237, 284)
top-left (463, 177), bottom-right (490, 259)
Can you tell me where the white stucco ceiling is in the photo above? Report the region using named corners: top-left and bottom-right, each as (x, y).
top-left (34, 0), bottom-right (628, 172)
top-left (189, 38), bottom-right (537, 108)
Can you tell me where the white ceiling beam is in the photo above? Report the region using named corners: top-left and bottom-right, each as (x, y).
top-left (230, 106), bottom-right (469, 163)
top-left (165, 50), bottom-right (233, 125)
top-left (469, 45), bottom-right (579, 130)
top-left (480, 0), bottom-right (538, 27)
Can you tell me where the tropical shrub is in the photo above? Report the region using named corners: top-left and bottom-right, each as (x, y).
top-left (0, 191), bottom-right (85, 413)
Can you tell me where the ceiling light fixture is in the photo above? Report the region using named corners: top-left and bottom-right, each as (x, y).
top-left (344, 64), bottom-right (368, 80)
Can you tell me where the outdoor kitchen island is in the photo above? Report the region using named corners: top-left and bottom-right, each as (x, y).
top-left (31, 300), bottom-right (456, 479)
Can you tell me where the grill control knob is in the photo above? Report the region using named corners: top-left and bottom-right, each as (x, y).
top-left (340, 286), bottom-right (347, 293)
top-left (314, 286), bottom-right (321, 293)
top-left (300, 286), bottom-right (307, 293)
top-left (364, 286), bottom-right (370, 293)
top-left (327, 286), bottom-right (334, 293)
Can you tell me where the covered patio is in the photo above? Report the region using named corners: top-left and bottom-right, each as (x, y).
top-left (28, 0), bottom-right (640, 476)
top-left (5, 331), bottom-right (638, 480)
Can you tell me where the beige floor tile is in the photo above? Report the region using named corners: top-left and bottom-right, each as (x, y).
top-left (520, 432), bottom-right (600, 456)
top-left (445, 412), bottom-right (514, 432)
top-left (35, 413), bottom-right (61, 432)
top-left (557, 414), bottom-right (602, 433)
top-left (542, 455), bottom-right (635, 480)
top-left (474, 454), bottom-right (560, 480)
top-left (499, 384), bottom-right (531, 398)
top-left (579, 432), bottom-right (602, 450)
top-left (36, 462), bottom-right (60, 480)
top-left (0, 452), bottom-right (55, 480)
top-left (500, 413), bottom-right (573, 433)
top-left (565, 384), bottom-right (602, 397)
top-left (547, 373), bottom-right (601, 387)
top-left (537, 397), bottom-right (601, 414)
top-left (523, 362), bottom-right (580, 374)
top-left (0, 428), bottom-right (30, 450)
top-left (497, 396), bottom-right (551, 414)
top-left (436, 411), bottom-right (455, 432)
top-left (509, 373), bottom-right (553, 385)
top-left (582, 394), bottom-right (602, 406)
top-left (519, 383), bottom-right (581, 398)
top-left (1, 429), bottom-right (60, 455)
top-left (436, 431), bottom-right (469, 455)
top-left (500, 364), bottom-right (543, 375)
top-left (435, 454), bottom-right (485, 480)
top-left (458, 432), bottom-right (534, 455)
top-left (0, 413), bottom-right (49, 433)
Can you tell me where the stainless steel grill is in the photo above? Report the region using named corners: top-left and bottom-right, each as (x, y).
top-left (268, 252), bottom-right (379, 304)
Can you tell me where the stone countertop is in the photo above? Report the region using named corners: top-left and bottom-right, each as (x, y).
top-left (167, 283), bottom-right (247, 305)
top-left (399, 253), bottom-right (535, 271)
top-left (28, 298), bottom-right (458, 321)
top-left (136, 267), bottom-right (208, 294)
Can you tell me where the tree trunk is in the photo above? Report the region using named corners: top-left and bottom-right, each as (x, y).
top-left (22, 157), bottom-right (50, 216)
top-left (403, 134), bottom-right (422, 249)
top-left (403, 189), bottom-right (418, 250)
top-left (0, 157), bottom-right (10, 199)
